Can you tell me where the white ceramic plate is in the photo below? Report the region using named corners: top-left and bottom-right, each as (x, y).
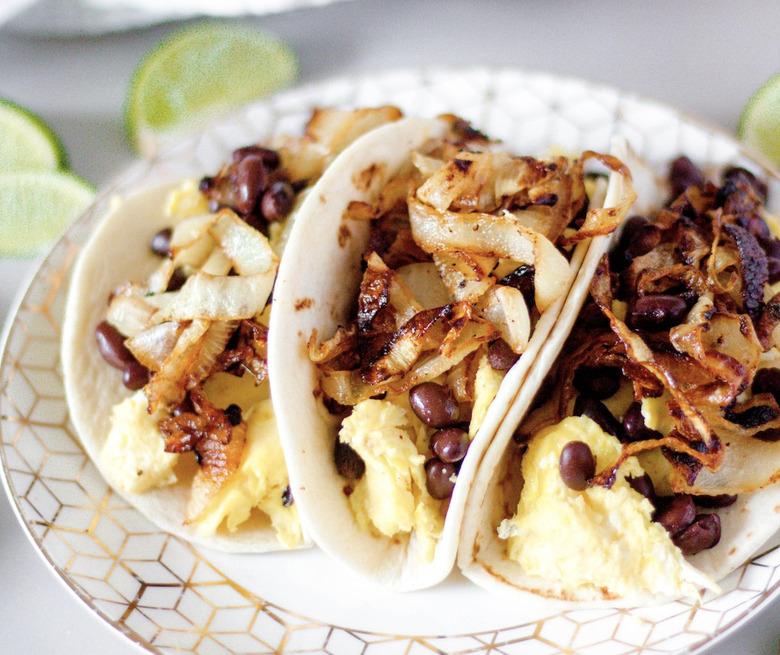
top-left (2, 0), bottom-right (353, 36)
top-left (3, 67), bottom-right (780, 655)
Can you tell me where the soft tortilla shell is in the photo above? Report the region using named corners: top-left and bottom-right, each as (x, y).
top-left (61, 182), bottom-right (298, 553)
top-left (268, 117), bottom-right (596, 590)
top-left (457, 140), bottom-right (780, 605)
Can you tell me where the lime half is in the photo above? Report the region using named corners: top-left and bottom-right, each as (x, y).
top-left (125, 22), bottom-right (299, 158)
top-left (0, 171), bottom-right (95, 257)
top-left (738, 72), bottom-right (780, 168)
top-left (0, 99), bottom-right (67, 172)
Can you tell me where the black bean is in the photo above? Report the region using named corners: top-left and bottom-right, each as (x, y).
top-left (627, 223), bottom-right (662, 259)
top-left (694, 494), bottom-right (737, 509)
top-left (672, 513), bottom-right (721, 555)
top-left (95, 321), bottom-right (134, 370)
top-left (498, 264), bottom-right (535, 308)
top-left (615, 216), bottom-right (663, 269)
top-left (669, 156), bottom-right (705, 199)
top-left (736, 213), bottom-right (771, 240)
top-left (559, 441), bottom-right (596, 491)
top-left (621, 401), bottom-right (663, 442)
top-left (573, 395), bottom-right (623, 438)
top-left (768, 257), bottom-right (780, 284)
top-left (167, 267), bottom-right (187, 292)
top-left (334, 441), bottom-right (365, 480)
top-left (611, 216), bottom-right (647, 270)
top-left (627, 473), bottom-right (655, 501)
top-left (763, 237), bottom-right (780, 260)
top-left (281, 485), bottom-right (294, 507)
top-left (431, 427), bottom-right (469, 463)
top-left (723, 166), bottom-right (768, 203)
top-left (573, 366), bottom-right (622, 400)
top-left (425, 458), bottom-right (457, 499)
top-left (235, 154), bottom-right (268, 215)
top-left (233, 145), bottom-right (280, 169)
top-left (654, 494), bottom-right (696, 534)
top-left (150, 227), bottom-right (173, 258)
top-left (122, 360), bottom-right (150, 390)
top-left (260, 180), bottom-right (295, 222)
top-left (409, 382), bottom-right (460, 428)
top-left (628, 294), bottom-right (688, 330)
top-left (224, 403), bottom-right (242, 426)
top-left (488, 338), bottom-right (520, 370)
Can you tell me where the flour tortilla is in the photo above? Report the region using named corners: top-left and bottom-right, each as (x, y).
top-left (61, 182), bottom-right (309, 553)
top-left (457, 141), bottom-right (780, 606)
top-left (267, 119), bottom-right (631, 590)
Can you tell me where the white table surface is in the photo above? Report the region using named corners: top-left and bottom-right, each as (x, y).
top-left (1, 1), bottom-right (779, 653)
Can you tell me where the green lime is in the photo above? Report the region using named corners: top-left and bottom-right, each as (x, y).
top-left (125, 22), bottom-right (299, 158)
top-left (738, 72), bottom-right (780, 168)
top-left (0, 98), bottom-right (67, 172)
top-left (0, 170), bottom-right (95, 257)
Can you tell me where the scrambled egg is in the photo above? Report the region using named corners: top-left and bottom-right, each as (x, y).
top-left (102, 373), bottom-right (302, 546)
top-left (469, 353), bottom-right (504, 437)
top-left (340, 352), bottom-right (504, 561)
top-left (165, 180), bottom-right (209, 218)
top-left (498, 415), bottom-right (712, 599)
top-left (102, 391), bottom-right (179, 493)
top-left (340, 398), bottom-right (443, 561)
top-left (192, 398), bottom-right (303, 547)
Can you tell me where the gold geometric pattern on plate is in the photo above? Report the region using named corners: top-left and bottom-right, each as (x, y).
top-left (2, 67), bottom-right (780, 654)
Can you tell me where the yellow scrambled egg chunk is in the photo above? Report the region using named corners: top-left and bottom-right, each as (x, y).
top-left (339, 398), bottom-right (443, 561)
top-left (102, 373), bottom-right (301, 546)
top-left (499, 415), bottom-right (712, 599)
top-left (165, 179), bottom-right (210, 218)
top-left (102, 391), bottom-right (179, 494)
top-left (193, 398), bottom-right (303, 547)
top-left (469, 353), bottom-right (504, 438)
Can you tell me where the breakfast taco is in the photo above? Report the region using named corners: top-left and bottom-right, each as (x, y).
top-left (458, 142), bottom-right (780, 605)
top-left (61, 106), bottom-right (405, 552)
top-left (268, 115), bottom-right (636, 589)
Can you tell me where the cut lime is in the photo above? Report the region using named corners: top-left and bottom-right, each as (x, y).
top-left (0, 170), bottom-right (95, 257)
top-left (0, 98), bottom-right (67, 172)
top-left (737, 72), bottom-right (780, 168)
top-left (125, 22), bottom-right (299, 158)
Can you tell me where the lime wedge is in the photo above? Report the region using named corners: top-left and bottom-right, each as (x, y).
top-left (0, 98), bottom-right (67, 172)
top-left (125, 22), bottom-right (299, 158)
top-left (738, 72), bottom-right (780, 168)
top-left (0, 171), bottom-right (95, 257)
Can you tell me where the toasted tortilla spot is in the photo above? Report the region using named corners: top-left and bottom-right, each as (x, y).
top-left (353, 162), bottom-right (385, 192)
top-left (338, 224), bottom-right (351, 247)
top-left (295, 298), bottom-right (314, 311)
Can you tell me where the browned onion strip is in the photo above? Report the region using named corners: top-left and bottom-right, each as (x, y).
top-left (125, 321), bottom-right (183, 372)
top-left (558, 151), bottom-right (637, 245)
top-left (408, 197), bottom-right (571, 312)
top-left (433, 252), bottom-right (497, 303)
top-left (151, 272), bottom-right (276, 324)
top-left (590, 258), bottom-right (720, 458)
top-left (318, 311), bottom-right (499, 407)
top-left (589, 433), bottom-right (723, 489)
top-left (146, 319), bottom-right (238, 413)
top-left (722, 222), bottom-right (769, 322)
top-left (186, 421), bottom-right (248, 524)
